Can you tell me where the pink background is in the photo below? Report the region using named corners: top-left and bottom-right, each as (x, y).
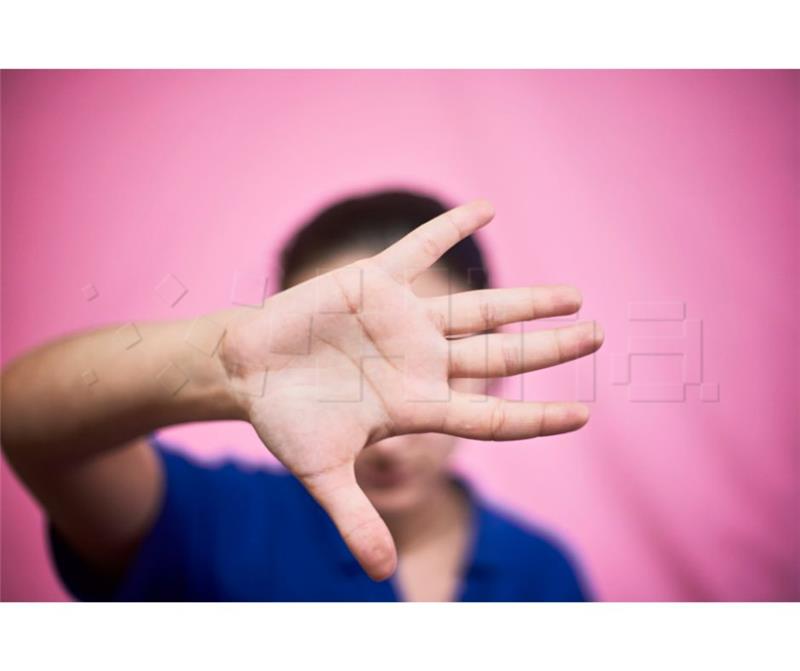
top-left (1, 70), bottom-right (798, 601)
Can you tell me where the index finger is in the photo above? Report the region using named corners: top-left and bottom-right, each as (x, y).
top-left (373, 200), bottom-right (495, 282)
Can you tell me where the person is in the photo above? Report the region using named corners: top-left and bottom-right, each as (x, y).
top-left (1, 190), bottom-right (604, 601)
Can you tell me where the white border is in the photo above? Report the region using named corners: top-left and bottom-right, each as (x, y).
top-left (1, 603), bottom-right (799, 670)
top-left (0, 0), bottom-right (798, 67)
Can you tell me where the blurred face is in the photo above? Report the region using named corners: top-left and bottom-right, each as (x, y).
top-left (285, 247), bottom-right (487, 516)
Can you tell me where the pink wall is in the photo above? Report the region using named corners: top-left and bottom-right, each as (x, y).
top-left (2, 70), bottom-right (798, 601)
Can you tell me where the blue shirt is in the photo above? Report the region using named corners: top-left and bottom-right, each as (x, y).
top-left (49, 440), bottom-right (590, 601)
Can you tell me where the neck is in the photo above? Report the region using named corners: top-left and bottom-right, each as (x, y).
top-left (382, 476), bottom-right (470, 553)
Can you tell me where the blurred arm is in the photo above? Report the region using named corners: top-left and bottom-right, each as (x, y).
top-left (0, 313), bottom-right (244, 576)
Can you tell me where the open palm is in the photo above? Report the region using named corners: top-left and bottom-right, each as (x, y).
top-left (221, 201), bottom-right (603, 580)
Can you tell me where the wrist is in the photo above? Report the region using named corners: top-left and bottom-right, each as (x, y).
top-left (150, 312), bottom-right (250, 423)
top-left (206, 307), bottom-right (264, 422)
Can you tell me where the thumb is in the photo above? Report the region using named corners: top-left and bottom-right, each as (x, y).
top-left (301, 463), bottom-right (397, 581)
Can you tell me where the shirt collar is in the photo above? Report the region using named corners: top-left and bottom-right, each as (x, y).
top-left (459, 477), bottom-right (502, 576)
top-left (328, 476), bottom-right (502, 577)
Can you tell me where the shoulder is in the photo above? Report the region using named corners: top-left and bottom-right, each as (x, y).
top-left (151, 440), bottom-right (335, 561)
top-left (480, 503), bottom-right (573, 566)
top-left (153, 439), bottom-right (314, 524)
top-left (158, 440), bottom-right (287, 486)
top-left (476, 499), bottom-right (591, 601)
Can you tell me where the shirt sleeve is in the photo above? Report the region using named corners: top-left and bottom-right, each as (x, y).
top-left (48, 439), bottom-right (226, 601)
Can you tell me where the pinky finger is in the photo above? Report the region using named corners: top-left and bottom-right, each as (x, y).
top-left (442, 393), bottom-right (590, 441)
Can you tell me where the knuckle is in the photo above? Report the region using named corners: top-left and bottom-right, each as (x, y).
top-left (552, 330), bottom-right (567, 362)
top-left (346, 522), bottom-right (396, 578)
top-left (445, 212), bottom-right (463, 238)
top-left (427, 304), bottom-right (449, 333)
top-left (478, 300), bottom-right (496, 330)
top-left (489, 398), bottom-right (507, 441)
top-left (363, 538), bottom-right (394, 572)
top-left (500, 340), bottom-right (521, 376)
top-left (534, 405), bottom-right (547, 437)
top-left (418, 232), bottom-right (443, 261)
top-left (527, 287), bottom-right (541, 320)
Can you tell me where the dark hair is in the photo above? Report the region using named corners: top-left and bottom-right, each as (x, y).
top-left (279, 189), bottom-right (490, 290)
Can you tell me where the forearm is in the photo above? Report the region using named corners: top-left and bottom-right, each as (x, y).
top-left (1, 311), bottom-right (246, 468)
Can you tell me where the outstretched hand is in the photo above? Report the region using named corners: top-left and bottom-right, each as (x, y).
top-left (221, 201), bottom-right (603, 580)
